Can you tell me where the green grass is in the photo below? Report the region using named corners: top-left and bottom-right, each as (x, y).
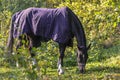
top-left (0, 36), bottom-right (120, 80)
top-left (0, 60), bottom-right (120, 80)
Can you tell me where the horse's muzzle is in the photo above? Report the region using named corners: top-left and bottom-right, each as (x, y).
top-left (80, 68), bottom-right (85, 73)
top-left (78, 64), bottom-right (85, 74)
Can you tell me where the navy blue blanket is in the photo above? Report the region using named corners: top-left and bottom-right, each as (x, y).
top-left (12, 7), bottom-right (73, 43)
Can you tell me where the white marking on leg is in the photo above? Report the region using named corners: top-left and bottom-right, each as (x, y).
top-left (58, 64), bottom-right (64, 75)
top-left (16, 61), bottom-right (19, 67)
top-left (12, 52), bottom-right (15, 55)
top-left (31, 58), bottom-right (40, 71)
top-left (32, 58), bottom-right (37, 65)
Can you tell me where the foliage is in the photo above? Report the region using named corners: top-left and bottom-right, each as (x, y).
top-left (0, 0), bottom-right (120, 80)
top-left (58, 0), bottom-right (120, 45)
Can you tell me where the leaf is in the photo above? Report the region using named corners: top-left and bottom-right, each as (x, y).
top-left (113, 22), bottom-right (117, 28)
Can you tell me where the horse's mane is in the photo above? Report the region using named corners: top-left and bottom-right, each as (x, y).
top-left (67, 7), bottom-right (87, 48)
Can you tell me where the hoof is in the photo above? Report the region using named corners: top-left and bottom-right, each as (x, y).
top-left (58, 69), bottom-right (64, 75)
top-left (31, 58), bottom-right (37, 65)
top-left (34, 67), bottom-right (40, 71)
top-left (16, 61), bottom-right (19, 67)
top-left (59, 72), bottom-right (64, 75)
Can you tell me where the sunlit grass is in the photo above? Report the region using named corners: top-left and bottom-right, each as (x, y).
top-left (0, 34), bottom-right (120, 79)
top-left (0, 55), bottom-right (120, 80)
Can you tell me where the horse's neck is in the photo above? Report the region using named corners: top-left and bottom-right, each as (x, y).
top-left (75, 28), bottom-right (86, 47)
top-left (72, 19), bottom-right (86, 47)
top-left (68, 8), bottom-right (86, 47)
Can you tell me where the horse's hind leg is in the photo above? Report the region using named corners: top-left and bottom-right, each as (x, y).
top-left (15, 35), bottom-right (29, 67)
top-left (28, 36), bottom-right (41, 57)
top-left (16, 35), bottom-right (28, 53)
top-left (16, 40), bottom-right (22, 54)
top-left (28, 46), bottom-right (37, 66)
top-left (15, 38), bottom-right (23, 67)
top-left (28, 36), bottom-right (41, 66)
top-left (58, 43), bottom-right (66, 75)
top-left (28, 40), bottom-right (41, 71)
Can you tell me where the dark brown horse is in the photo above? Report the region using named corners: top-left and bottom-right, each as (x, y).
top-left (7, 7), bottom-right (91, 74)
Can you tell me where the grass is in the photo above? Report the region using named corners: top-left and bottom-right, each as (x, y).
top-left (0, 60), bottom-right (120, 80)
top-left (0, 35), bottom-right (120, 80)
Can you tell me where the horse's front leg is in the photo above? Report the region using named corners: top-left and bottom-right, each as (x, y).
top-left (58, 43), bottom-right (66, 75)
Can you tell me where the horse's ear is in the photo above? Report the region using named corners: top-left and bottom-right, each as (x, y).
top-left (87, 43), bottom-right (91, 50)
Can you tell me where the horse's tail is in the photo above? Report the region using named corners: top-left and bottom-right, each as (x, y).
top-left (6, 16), bottom-right (14, 55)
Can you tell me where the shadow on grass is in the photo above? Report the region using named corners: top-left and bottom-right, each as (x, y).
top-left (87, 66), bottom-right (120, 74)
top-left (0, 70), bottom-right (22, 79)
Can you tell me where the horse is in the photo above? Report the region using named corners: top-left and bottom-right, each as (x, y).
top-left (7, 7), bottom-right (91, 74)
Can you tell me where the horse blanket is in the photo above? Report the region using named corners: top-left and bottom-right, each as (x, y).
top-left (12, 7), bottom-right (74, 44)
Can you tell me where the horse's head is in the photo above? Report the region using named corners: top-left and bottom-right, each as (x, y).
top-left (77, 44), bottom-right (91, 73)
